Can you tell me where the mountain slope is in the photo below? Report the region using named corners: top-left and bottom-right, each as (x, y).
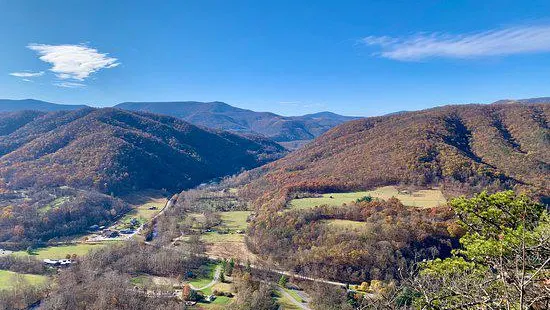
top-left (115, 101), bottom-right (358, 143)
top-left (0, 99), bottom-right (87, 112)
top-left (0, 108), bottom-right (286, 195)
top-left (239, 103), bottom-right (549, 209)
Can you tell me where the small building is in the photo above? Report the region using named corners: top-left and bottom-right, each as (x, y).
top-left (120, 228), bottom-right (134, 234)
top-left (43, 259), bottom-right (73, 267)
top-left (205, 295), bottom-right (216, 302)
top-left (130, 218), bottom-right (140, 226)
top-left (102, 230), bottom-right (120, 238)
top-left (88, 224), bottom-right (100, 231)
top-left (0, 249), bottom-right (13, 256)
top-left (148, 206), bottom-right (158, 210)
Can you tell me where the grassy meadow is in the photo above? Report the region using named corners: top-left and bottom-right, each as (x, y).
top-left (289, 186), bottom-right (446, 210)
top-left (0, 270), bottom-right (48, 290)
top-left (13, 243), bottom-right (104, 260)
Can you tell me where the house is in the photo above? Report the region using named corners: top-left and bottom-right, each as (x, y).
top-left (102, 230), bottom-right (120, 238)
top-left (205, 295), bottom-right (216, 302)
top-left (43, 259), bottom-right (73, 267)
top-left (0, 249), bottom-right (13, 256)
top-left (120, 228), bottom-right (134, 234)
top-left (43, 259), bottom-right (59, 266)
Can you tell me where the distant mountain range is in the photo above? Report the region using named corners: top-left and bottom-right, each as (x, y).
top-left (0, 108), bottom-right (286, 195)
top-left (240, 102), bottom-right (549, 209)
top-left (0, 99), bottom-right (358, 146)
top-left (115, 101), bottom-right (359, 143)
top-left (0, 99), bottom-right (87, 112)
top-left (492, 97), bottom-right (550, 105)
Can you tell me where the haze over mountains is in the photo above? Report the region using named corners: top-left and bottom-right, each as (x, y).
top-left (0, 99), bottom-right (87, 112)
top-left (115, 101), bottom-right (359, 144)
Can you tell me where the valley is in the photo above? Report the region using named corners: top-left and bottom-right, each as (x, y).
top-left (0, 101), bottom-right (548, 310)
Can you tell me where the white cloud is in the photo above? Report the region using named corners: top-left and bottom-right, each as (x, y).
top-left (362, 25), bottom-right (550, 61)
top-left (54, 81), bottom-right (86, 88)
top-left (27, 43), bottom-right (119, 80)
top-left (9, 71), bottom-right (44, 77)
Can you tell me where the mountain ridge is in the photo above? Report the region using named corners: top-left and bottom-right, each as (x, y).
top-left (114, 101), bottom-right (360, 143)
top-left (0, 99), bottom-right (87, 112)
top-left (237, 102), bottom-right (549, 210)
top-left (0, 108), bottom-right (286, 195)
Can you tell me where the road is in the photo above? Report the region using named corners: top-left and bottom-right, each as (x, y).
top-left (85, 196), bottom-right (175, 242)
top-left (189, 265), bottom-right (222, 291)
top-left (277, 287), bottom-right (311, 310)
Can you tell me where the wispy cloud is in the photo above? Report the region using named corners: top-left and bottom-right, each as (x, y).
top-left (9, 71), bottom-right (44, 78)
top-left (362, 25), bottom-right (550, 61)
top-left (27, 43), bottom-right (119, 81)
top-left (54, 81), bottom-right (86, 88)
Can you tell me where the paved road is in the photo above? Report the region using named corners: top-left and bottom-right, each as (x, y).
top-left (277, 287), bottom-right (311, 310)
top-left (189, 265), bottom-right (222, 291)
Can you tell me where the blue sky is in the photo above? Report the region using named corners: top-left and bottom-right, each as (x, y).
top-left (2, 0), bottom-right (550, 116)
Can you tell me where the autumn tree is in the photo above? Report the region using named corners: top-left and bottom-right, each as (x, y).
top-left (412, 191), bottom-right (550, 309)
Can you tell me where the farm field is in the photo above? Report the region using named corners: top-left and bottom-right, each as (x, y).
top-left (289, 186), bottom-right (447, 209)
top-left (13, 243), bottom-right (104, 259)
top-left (203, 211), bottom-right (256, 263)
top-left (0, 270), bottom-right (48, 290)
top-left (116, 191), bottom-right (167, 228)
top-left (217, 211), bottom-right (251, 231)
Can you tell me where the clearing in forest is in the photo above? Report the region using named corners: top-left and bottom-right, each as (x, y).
top-left (289, 186), bottom-right (446, 209)
top-left (12, 243), bottom-right (105, 260)
top-left (0, 270), bottom-right (48, 290)
top-left (116, 190), bottom-right (168, 228)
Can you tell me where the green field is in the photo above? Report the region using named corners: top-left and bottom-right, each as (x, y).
top-left (38, 196), bottom-right (71, 214)
top-left (0, 270), bottom-right (48, 290)
top-left (202, 232), bottom-right (245, 243)
top-left (283, 288), bottom-right (305, 303)
top-left (13, 243), bottom-right (104, 259)
top-left (188, 263), bottom-right (218, 289)
top-left (198, 295), bottom-right (232, 309)
top-left (116, 193), bottom-right (167, 229)
top-left (218, 211), bottom-right (251, 231)
top-left (289, 186), bottom-right (446, 209)
top-left (275, 290), bottom-right (301, 310)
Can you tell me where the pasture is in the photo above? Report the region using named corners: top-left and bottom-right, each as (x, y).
top-left (13, 243), bottom-right (104, 259)
top-left (218, 211), bottom-right (251, 231)
top-left (289, 186), bottom-right (446, 209)
top-left (116, 191), bottom-right (167, 228)
top-left (0, 270), bottom-right (48, 290)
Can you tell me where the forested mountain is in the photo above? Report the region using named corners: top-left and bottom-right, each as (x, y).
top-left (0, 108), bottom-right (286, 195)
top-left (492, 96), bottom-right (550, 105)
top-left (0, 99), bottom-right (87, 112)
top-left (239, 103), bottom-right (549, 209)
top-left (115, 101), bottom-right (358, 143)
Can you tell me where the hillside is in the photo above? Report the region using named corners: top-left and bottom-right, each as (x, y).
top-left (0, 99), bottom-right (87, 112)
top-left (238, 103), bottom-right (549, 209)
top-left (115, 101), bottom-right (358, 143)
top-left (0, 108), bottom-right (286, 195)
